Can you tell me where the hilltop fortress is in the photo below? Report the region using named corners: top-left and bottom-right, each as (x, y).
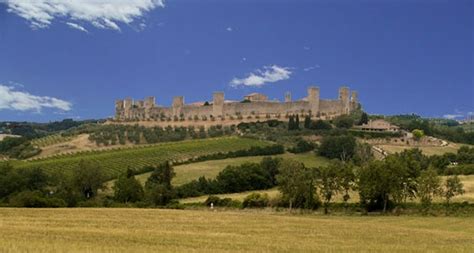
top-left (114, 86), bottom-right (359, 123)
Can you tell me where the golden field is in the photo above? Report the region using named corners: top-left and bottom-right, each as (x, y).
top-left (0, 208), bottom-right (473, 253)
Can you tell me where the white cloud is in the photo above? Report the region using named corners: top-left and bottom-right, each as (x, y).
top-left (230, 65), bottom-right (292, 87)
top-left (0, 85), bottom-right (72, 112)
top-left (443, 114), bottom-right (463, 120)
top-left (226, 27), bottom-right (232, 32)
top-left (303, 65), bottom-right (320, 72)
top-left (66, 22), bottom-right (88, 33)
top-left (5, 0), bottom-right (165, 31)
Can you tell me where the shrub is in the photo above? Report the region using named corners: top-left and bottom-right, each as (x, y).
top-left (288, 140), bottom-right (316, 153)
top-left (243, 193), bottom-right (269, 208)
top-left (9, 191), bottom-right (66, 207)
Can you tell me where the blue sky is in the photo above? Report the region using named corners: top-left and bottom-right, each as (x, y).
top-left (0, 0), bottom-right (472, 122)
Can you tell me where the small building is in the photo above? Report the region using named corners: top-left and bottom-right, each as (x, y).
top-left (355, 119), bottom-right (400, 132)
top-left (244, 93), bottom-right (268, 102)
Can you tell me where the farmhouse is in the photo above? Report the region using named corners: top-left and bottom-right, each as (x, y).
top-left (355, 119), bottom-right (400, 132)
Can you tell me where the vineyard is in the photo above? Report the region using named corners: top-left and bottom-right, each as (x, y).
top-left (12, 137), bottom-right (271, 180)
top-left (31, 134), bottom-right (73, 147)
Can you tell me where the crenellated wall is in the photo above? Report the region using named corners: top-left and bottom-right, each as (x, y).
top-left (114, 86), bottom-right (360, 122)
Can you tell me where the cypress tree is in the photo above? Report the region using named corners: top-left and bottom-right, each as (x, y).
top-left (288, 115), bottom-right (295, 130)
top-left (304, 115), bottom-right (311, 129)
top-left (295, 115), bottom-right (300, 130)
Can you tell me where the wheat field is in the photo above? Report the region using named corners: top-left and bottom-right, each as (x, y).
top-left (0, 208), bottom-right (473, 253)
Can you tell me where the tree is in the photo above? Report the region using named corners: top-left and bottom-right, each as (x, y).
top-left (334, 115), bottom-right (354, 129)
top-left (412, 129), bottom-right (424, 141)
top-left (358, 112), bottom-right (369, 125)
top-left (358, 158), bottom-right (406, 213)
top-left (276, 159), bottom-right (317, 211)
top-left (295, 115), bottom-right (300, 130)
top-left (72, 160), bottom-right (106, 199)
top-left (145, 162), bottom-right (176, 206)
top-left (113, 168), bottom-right (144, 203)
top-left (318, 135), bottom-right (356, 161)
top-left (288, 115), bottom-right (295, 131)
top-left (304, 115), bottom-right (311, 129)
top-left (338, 162), bottom-right (356, 205)
top-left (316, 163), bottom-right (341, 214)
top-left (260, 157), bottom-right (281, 185)
top-left (310, 120), bottom-right (332, 130)
top-left (442, 175), bottom-right (464, 207)
top-left (417, 167), bottom-right (442, 210)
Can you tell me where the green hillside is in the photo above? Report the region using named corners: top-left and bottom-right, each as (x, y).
top-left (12, 137), bottom-right (271, 180)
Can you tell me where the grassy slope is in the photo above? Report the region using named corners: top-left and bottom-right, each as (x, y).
top-left (12, 137), bottom-right (270, 180)
top-left (134, 152), bottom-right (329, 186)
top-left (377, 143), bottom-right (464, 156)
top-left (1, 208), bottom-right (472, 253)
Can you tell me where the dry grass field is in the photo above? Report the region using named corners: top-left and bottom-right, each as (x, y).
top-left (377, 143), bottom-right (464, 156)
top-left (0, 208), bottom-right (473, 253)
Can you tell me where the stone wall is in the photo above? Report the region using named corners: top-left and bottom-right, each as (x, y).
top-left (114, 86), bottom-right (360, 123)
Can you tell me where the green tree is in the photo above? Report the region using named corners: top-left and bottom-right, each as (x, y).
top-left (358, 112), bottom-right (369, 125)
top-left (417, 167), bottom-right (442, 210)
top-left (295, 115), bottom-right (300, 130)
top-left (412, 129), bottom-right (424, 141)
top-left (310, 120), bottom-right (332, 130)
top-left (334, 115), bottom-right (354, 129)
top-left (72, 160), bottom-right (106, 199)
top-left (113, 168), bottom-right (144, 203)
top-left (316, 163), bottom-right (341, 214)
top-left (304, 115), bottom-right (311, 129)
top-left (145, 162), bottom-right (176, 206)
top-left (288, 115), bottom-right (295, 130)
top-left (318, 135), bottom-right (356, 161)
top-left (276, 159), bottom-right (317, 211)
top-left (442, 175), bottom-right (464, 207)
top-left (338, 162), bottom-right (356, 205)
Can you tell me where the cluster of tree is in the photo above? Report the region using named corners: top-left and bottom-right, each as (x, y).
top-left (288, 115), bottom-right (301, 130)
top-left (88, 124), bottom-right (237, 146)
top-left (0, 119), bottom-right (98, 139)
top-left (428, 146), bottom-right (474, 175)
top-left (386, 114), bottom-right (474, 145)
top-left (276, 154), bottom-right (465, 214)
top-left (287, 139), bottom-right (317, 154)
top-left (0, 137), bottom-right (41, 159)
top-left (176, 157), bottom-right (282, 198)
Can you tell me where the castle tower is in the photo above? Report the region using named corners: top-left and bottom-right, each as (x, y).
top-left (213, 92), bottom-right (224, 117)
top-left (307, 86), bottom-right (320, 115)
top-left (339, 87), bottom-right (350, 114)
top-left (115, 100), bottom-right (124, 120)
top-left (351, 91), bottom-right (358, 104)
top-left (172, 96), bottom-right (184, 117)
top-left (123, 97), bottom-right (133, 119)
top-left (285, 92), bottom-right (291, 102)
top-left (144, 96), bottom-right (155, 119)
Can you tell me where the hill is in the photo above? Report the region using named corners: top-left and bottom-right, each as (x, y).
top-left (10, 137), bottom-right (271, 180)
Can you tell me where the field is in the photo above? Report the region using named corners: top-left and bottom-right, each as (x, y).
top-left (134, 152), bottom-right (329, 186)
top-left (377, 143), bottom-right (463, 156)
top-left (11, 137), bottom-right (270, 179)
top-left (0, 208), bottom-right (472, 253)
top-left (31, 134), bottom-right (73, 148)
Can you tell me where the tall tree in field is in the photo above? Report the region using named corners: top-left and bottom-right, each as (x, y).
top-left (288, 115), bottom-right (295, 131)
top-left (72, 160), bottom-right (106, 199)
top-left (316, 162), bottom-right (341, 214)
top-left (276, 159), bottom-right (316, 211)
top-left (442, 175), bottom-right (464, 208)
top-left (295, 115), bottom-right (300, 130)
top-left (114, 168), bottom-right (144, 203)
top-left (145, 162), bottom-right (176, 206)
top-left (338, 162), bottom-right (356, 205)
top-left (417, 167), bottom-right (442, 210)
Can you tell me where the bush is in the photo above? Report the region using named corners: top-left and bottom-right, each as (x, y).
top-left (9, 191), bottom-right (66, 207)
top-left (204, 195), bottom-right (241, 208)
top-left (288, 140), bottom-right (316, 153)
top-left (334, 115), bottom-right (354, 129)
top-left (310, 120), bottom-right (332, 130)
top-left (243, 193), bottom-right (269, 208)
top-left (318, 135), bottom-right (356, 160)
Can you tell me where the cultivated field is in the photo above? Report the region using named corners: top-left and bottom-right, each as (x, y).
top-left (10, 137), bottom-right (270, 179)
top-left (0, 208), bottom-right (472, 253)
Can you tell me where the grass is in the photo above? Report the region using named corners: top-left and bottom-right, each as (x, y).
top-left (0, 208), bottom-right (472, 253)
top-left (378, 144), bottom-right (461, 156)
top-left (132, 152), bottom-right (329, 186)
top-left (12, 137), bottom-right (270, 180)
